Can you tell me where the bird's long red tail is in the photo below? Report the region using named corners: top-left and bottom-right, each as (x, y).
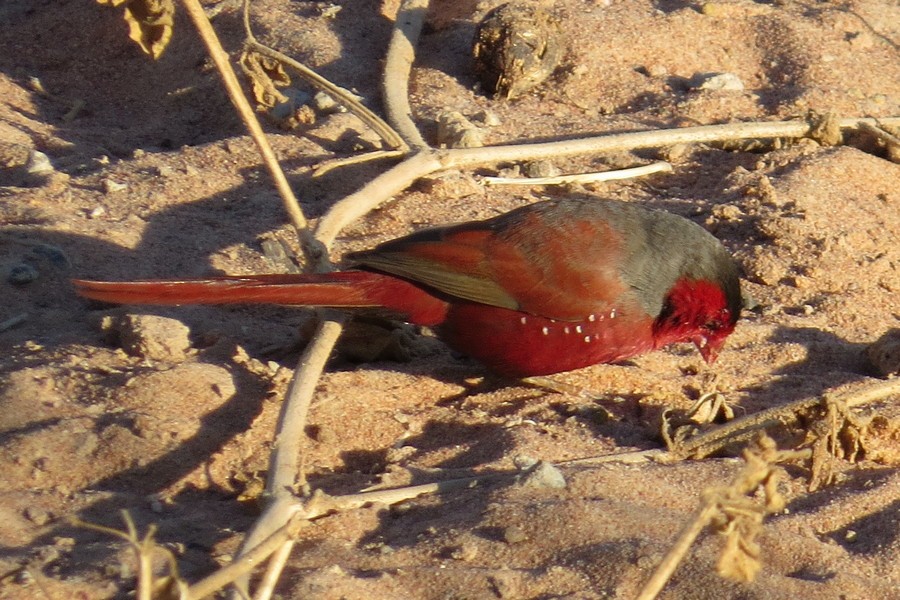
top-left (72, 271), bottom-right (450, 326)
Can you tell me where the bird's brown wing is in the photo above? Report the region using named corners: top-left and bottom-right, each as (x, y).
top-left (349, 203), bottom-right (631, 320)
top-left (351, 227), bottom-right (522, 311)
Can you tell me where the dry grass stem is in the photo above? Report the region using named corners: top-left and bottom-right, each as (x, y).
top-left (251, 540), bottom-right (294, 600)
top-left (382, 0), bottom-right (430, 149)
top-left (72, 512), bottom-right (187, 600)
top-left (178, 0), bottom-right (319, 264)
top-left (857, 120), bottom-right (900, 162)
top-left (192, 502), bottom-right (308, 599)
top-left (636, 435), bottom-right (807, 600)
top-left (315, 116), bottom-right (900, 246)
top-left (664, 378), bottom-right (900, 460)
top-left (481, 161), bottom-right (673, 186)
top-left (241, 0), bottom-right (405, 152)
top-left (267, 312), bottom-right (346, 495)
top-left (313, 149), bottom-right (408, 177)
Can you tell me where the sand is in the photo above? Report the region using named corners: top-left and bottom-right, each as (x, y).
top-left (0, 0), bottom-right (898, 598)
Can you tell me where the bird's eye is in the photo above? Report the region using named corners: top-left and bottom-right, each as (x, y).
top-left (704, 320), bottom-right (722, 331)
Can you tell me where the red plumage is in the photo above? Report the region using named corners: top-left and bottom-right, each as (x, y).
top-left (73, 198), bottom-right (742, 377)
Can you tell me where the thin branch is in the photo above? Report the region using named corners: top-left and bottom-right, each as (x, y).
top-left (482, 161), bottom-right (673, 186)
top-left (636, 503), bottom-right (720, 600)
top-left (229, 314), bottom-right (345, 597)
top-left (191, 501), bottom-right (306, 599)
top-left (382, 0), bottom-right (430, 149)
top-left (669, 377), bottom-right (900, 459)
top-left (178, 0), bottom-right (320, 265)
top-left (315, 116), bottom-right (900, 247)
top-left (636, 439), bottom-right (809, 600)
top-left (268, 312), bottom-right (346, 494)
top-left (252, 540), bottom-right (294, 600)
top-left (857, 120), bottom-right (900, 162)
top-left (439, 116), bottom-right (900, 168)
top-left (241, 0), bottom-right (406, 152)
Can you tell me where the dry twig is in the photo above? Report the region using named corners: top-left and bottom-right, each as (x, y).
top-left (636, 435), bottom-right (808, 600)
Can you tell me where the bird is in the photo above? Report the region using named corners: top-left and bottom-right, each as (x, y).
top-left (73, 198), bottom-right (742, 378)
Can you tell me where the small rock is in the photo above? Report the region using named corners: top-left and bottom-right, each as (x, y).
top-left (663, 143), bottom-right (691, 162)
top-left (8, 264), bottom-right (39, 285)
top-left (26, 150), bottom-right (54, 175)
top-left (312, 90), bottom-right (348, 114)
top-left (24, 506), bottom-right (51, 526)
top-left (436, 110), bottom-right (484, 148)
top-left (519, 460), bottom-right (567, 489)
top-left (711, 203), bottom-right (744, 222)
top-left (148, 496), bottom-right (164, 513)
top-left (690, 72), bottom-right (745, 92)
top-left (155, 165), bottom-right (176, 178)
top-left (115, 314), bottom-right (192, 362)
top-left (472, 109), bottom-right (501, 127)
top-left (866, 329), bottom-right (900, 377)
top-left (748, 253), bottom-right (786, 286)
top-left (103, 179), bottom-right (127, 193)
top-left (450, 543), bottom-right (478, 561)
top-left (503, 525), bottom-right (528, 544)
top-left (417, 171), bottom-right (483, 198)
top-left (646, 64), bottom-right (668, 77)
top-left (524, 160), bottom-right (559, 178)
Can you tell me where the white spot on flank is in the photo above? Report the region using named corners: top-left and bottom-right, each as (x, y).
top-left (575, 325), bottom-right (583, 334)
top-left (588, 314), bottom-right (596, 322)
top-left (564, 326), bottom-right (570, 334)
top-left (542, 327), bottom-right (549, 335)
top-left (520, 316), bottom-right (527, 325)
top-left (610, 309), bottom-right (617, 319)
top-left (583, 336), bottom-right (591, 343)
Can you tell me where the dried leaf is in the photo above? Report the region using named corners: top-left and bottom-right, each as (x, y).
top-left (805, 397), bottom-right (871, 491)
top-left (98, 0), bottom-right (175, 59)
top-left (240, 50), bottom-right (291, 108)
top-left (717, 519), bottom-right (762, 582)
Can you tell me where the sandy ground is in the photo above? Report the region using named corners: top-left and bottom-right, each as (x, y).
top-left (1, 0), bottom-right (899, 598)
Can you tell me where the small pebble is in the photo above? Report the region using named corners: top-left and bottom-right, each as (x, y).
top-left (103, 179), bottom-right (127, 193)
top-left (866, 330), bottom-right (900, 376)
top-left (503, 525), bottom-right (528, 544)
top-left (436, 110), bottom-right (484, 148)
top-left (646, 64), bottom-right (668, 77)
top-left (26, 150), bottom-right (54, 175)
top-left (519, 460), bottom-right (567, 489)
top-left (524, 160), bottom-right (559, 178)
top-left (472, 109), bottom-right (501, 127)
top-left (24, 506), bottom-right (51, 526)
top-left (114, 314), bottom-right (192, 362)
top-left (690, 72), bottom-right (745, 91)
top-left (313, 90), bottom-right (347, 113)
top-left (8, 264), bottom-right (39, 285)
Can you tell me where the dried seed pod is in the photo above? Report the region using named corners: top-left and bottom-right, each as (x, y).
top-left (472, 2), bottom-right (564, 99)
